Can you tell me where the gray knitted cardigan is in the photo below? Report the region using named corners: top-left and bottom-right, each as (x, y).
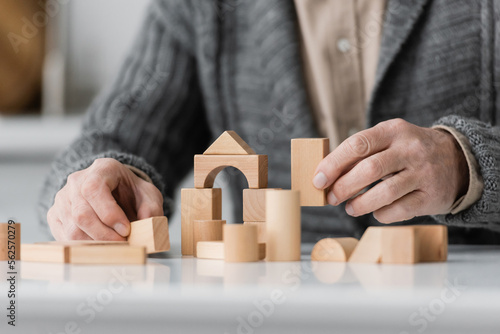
top-left (39, 0), bottom-right (500, 243)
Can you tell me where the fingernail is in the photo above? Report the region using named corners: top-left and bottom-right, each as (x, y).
top-left (345, 203), bottom-right (354, 216)
top-left (328, 192), bottom-right (338, 205)
top-left (114, 223), bottom-right (129, 237)
top-left (313, 172), bottom-right (328, 189)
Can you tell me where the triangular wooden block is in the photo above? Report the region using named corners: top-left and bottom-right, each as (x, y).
top-left (204, 131), bottom-right (256, 155)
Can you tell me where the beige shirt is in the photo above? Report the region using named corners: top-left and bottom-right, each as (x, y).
top-left (294, 0), bottom-right (483, 214)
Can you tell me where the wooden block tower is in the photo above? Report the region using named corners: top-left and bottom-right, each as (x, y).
top-left (183, 131), bottom-right (269, 259)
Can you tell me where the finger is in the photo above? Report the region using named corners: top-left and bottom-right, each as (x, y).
top-left (135, 181), bottom-right (164, 220)
top-left (372, 190), bottom-right (429, 224)
top-left (70, 195), bottom-right (126, 241)
top-left (51, 188), bottom-right (90, 240)
top-left (80, 174), bottom-right (131, 237)
top-left (313, 122), bottom-right (394, 189)
top-left (345, 171), bottom-right (417, 217)
top-left (47, 207), bottom-right (64, 241)
top-left (328, 149), bottom-right (406, 205)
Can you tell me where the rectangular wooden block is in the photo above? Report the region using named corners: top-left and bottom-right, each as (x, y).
top-left (243, 189), bottom-right (280, 222)
top-left (194, 155), bottom-right (268, 189)
top-left (0, 222), bottom-right (21, 261)
top-left (193, 220), bottom-right (225, 257)
top-left (381, 227), bottom-right (419, 264)
top-left (38, 240), bottom-right (128, 246)
top-left (291, 138), bottom-right (329, 206)
top-left (127, 216), bottom-right (170, 254)
top-left (181, 188), bottom-right (222, 256)
top-left (415, 225), bottom-right (448, 262)
top-left (197, 241), bottom-right (265, 260)
top-left (21, 244), bottom-right (69, 263)
top-left (69, 245), bottom-right (146, 265)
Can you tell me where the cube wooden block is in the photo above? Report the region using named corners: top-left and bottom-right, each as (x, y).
top-left (311, 238), bottom-right (359, 262)
top-left (224, 224), bottom-right (259, 262)
top-left (291, 138), bottom-right (329, 206)
top-left (194, 155), bottom-right (268, 189)
top-left (197, 240), bottom-right (265, 260)
top-left (381, 225), bottom-right (448, 264)
top-left (181, 188), bottom-right (222, 256)
top-left (0, 222), bottom-right (21, 261)
top-left (266, 190), bottom-right (301, 261)
top-left (204, 131), bottom-right (256, 155)
top-left (243, 221), bottom-right (266, 243)
top-left (127, 216), bottom-right (170, 254)
top-left (69, 245), bottom-right (146, 265)
top-left (243, 188), bottom-right (280, 222)
top-left (193, 220), bottom-right (225, 257)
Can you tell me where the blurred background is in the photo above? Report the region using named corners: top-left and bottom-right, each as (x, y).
top-left (0, 0), bottom-right (214, 244)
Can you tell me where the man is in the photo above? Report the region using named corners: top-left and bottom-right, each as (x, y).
top-left (40, 0), bottom-right (500, 244)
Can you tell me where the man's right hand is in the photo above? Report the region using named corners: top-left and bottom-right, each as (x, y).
top-left (47, 158), bottom-right (164, 241)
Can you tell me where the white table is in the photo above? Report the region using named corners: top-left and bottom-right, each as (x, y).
top-left (1, 244), bottom-right (499, 334)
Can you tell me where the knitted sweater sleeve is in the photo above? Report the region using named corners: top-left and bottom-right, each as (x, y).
top-left (433, 115), bottom-right (500, 231)
top-left (38, 1), bottom-right (211, 226)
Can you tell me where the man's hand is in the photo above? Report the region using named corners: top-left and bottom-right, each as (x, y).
top-left (313, 119), bottom-right (469, 223)
top-left (47, 158), bottom-right (164, 241)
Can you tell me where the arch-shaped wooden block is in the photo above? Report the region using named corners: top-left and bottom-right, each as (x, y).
top-left (311, 238), bottom-right (358, 262)
top-left (194, 154), bottom-right (268, 189)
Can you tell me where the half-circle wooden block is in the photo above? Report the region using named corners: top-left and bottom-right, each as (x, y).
top-left (311, 238), bottom-right (359, 262)
top-left (194, 154), bottom-right (268, 189)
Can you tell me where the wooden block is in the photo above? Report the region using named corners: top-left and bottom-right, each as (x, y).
top-left (311, 238), bottom-right (359, 262)
top-left (204, 131), bottom-right (256, 155)
top-left (0, 222), bottom-right (21, 261)
top-left (266, 190), bottom-right (301, 261)
top-left (381, 225), bottom-right (448, 264)
top-left (193, 220), bottom-right (225, 257)
top-left (291, 138), bottom-right (329, 206)
top-left (348, 227), bottom-right (384, 263)
top-left (21, 244), bottom-right (69, 263)
top-left (127, 216), bottom-right (170, 254)
top-left (181, 188), bottom-right (222, 256)
top-left (69, 245), bottom-right (146, 265)
top-left (415, 225), bottom-right (448, 262)
top-left (38, 240), bottom-right (128, 246)
top-left (223, 224), bottom-right (259, 262)
top-left (243, 188), bottom-right (281, 222)
top-left (197, 241), bottom-right (265, 260)
top-left (197, 241), bottom-right (224, 260)
top-left (243, 221), bottom-right (266, 243)
top-left (194, 155), bottom-right (268, 189)
top-left (381, 227), bottom-right (419, 264)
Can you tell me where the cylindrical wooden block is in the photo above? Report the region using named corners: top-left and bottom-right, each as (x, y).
top-left (311, 238), bottom-right (359, 262)
top-left (243, 221), bottom-right (266, 243)
top-left (193, 220), bottom-right (225, 257)
top-left (223, 224), bottom-right (259, 263)
top-left (266, 190), bottom-right (301, 261)
top-left (0, 222), bottom-right (21, 261)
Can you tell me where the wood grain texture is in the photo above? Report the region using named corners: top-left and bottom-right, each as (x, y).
top-left (181, 188), bottom-right (222, 256)
top-left (203, 131), bottom-right (256, 155)
top-left (291, 138), bottom-right (329, 206)
top-left (266, 190), bottom-right (301, 261)
top-left (243, 188), bottom-right (280, 222)
top-left (21, 244), bottom-right (69, 263)
top-left (194, 155), bottom-right (268, 189)
top-left (0, 222), bottom-right (20, 261)
top-left (415, 225), bottom-right (448, 262)
top-left (127, 216), bottom-right (170, 254)
top-left (69, 245), bottom-right (146, 265)
top-left (311, 238), bottom-right (359, 262)
top-left (193, 220), bottom-right (225, 257)
top-left (223, 224), bottom-right (259, 262)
